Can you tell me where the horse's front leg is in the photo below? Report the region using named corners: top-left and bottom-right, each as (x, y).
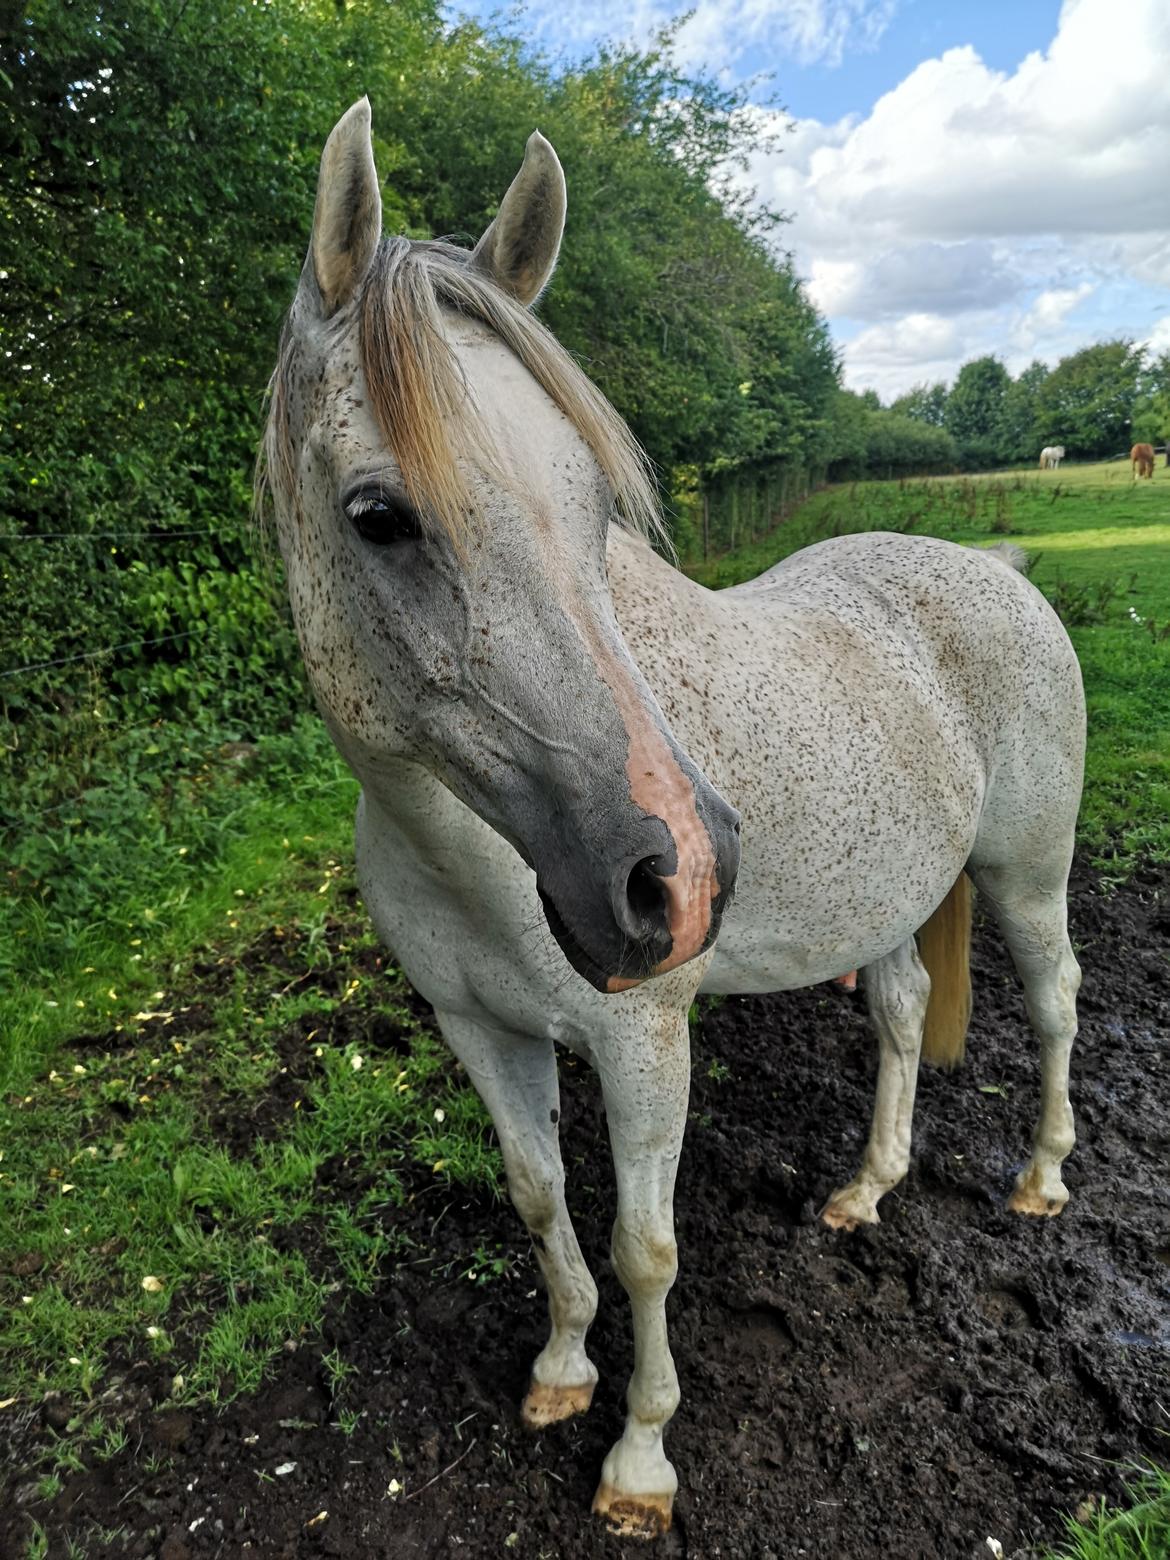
top-left (592, 1006), bottom-right (690, 1539)
top-left (436, 1012), bottom-right (599, 1427)
top-left (821, 935), bottom-right (930, 1231)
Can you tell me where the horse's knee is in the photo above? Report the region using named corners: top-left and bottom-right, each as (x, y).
top-left (504, 1152), bottom-right (561, 1237)
top-left (611, 1216), bottom-right (677, 1298)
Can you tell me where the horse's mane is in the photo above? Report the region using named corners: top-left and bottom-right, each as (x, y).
top-left (261, 236), bottom-right (663, 550)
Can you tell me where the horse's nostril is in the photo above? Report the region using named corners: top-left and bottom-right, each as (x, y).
top-left (625, 857), bottom-right (667, 935)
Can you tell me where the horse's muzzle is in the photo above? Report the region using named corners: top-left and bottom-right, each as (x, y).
top-left (536, 798), bottom-right (740, 992)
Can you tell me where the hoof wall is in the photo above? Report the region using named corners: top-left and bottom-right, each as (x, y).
top-left (1007, 1186), bottom-right (1068, 1218)
top-left (820, 1194), bottom-right (880, 1233)
top-left (521, 1378), bottom-right (595, 1430)
top-left (592, 1484), bottom-right (673, 1540)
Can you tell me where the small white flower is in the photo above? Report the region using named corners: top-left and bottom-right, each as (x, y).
top-left (433, 1108), bottom-right (445, 1124)
top-left (350, 1054), bottom-right (363, 1071)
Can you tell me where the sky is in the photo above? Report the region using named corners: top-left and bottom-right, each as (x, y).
top-left (453, 0), bottom-right (1170, 399)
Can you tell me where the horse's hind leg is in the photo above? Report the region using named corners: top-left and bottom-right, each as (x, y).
top-left (969, 863), bottom-right (1081, 1215)
top-left (436, 1011), bottom-right (599, 1426)
top-left (821, 936), bottom-right (930, 1231)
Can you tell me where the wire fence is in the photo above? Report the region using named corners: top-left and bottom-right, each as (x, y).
top-left (2, 524), bottom-right (234, 678)
top-left (0, 529), bottom-right (223, 544)
top-left (2, 629), bottom-right (209, 681)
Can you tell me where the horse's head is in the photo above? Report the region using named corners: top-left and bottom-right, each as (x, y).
top-left (263, 99), bottom-right (739, 993)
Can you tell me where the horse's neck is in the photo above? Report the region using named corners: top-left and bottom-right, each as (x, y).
top-left (353, 750), bottom-right (471, 859)
top-left (605, 527), bottom-right (708, 653)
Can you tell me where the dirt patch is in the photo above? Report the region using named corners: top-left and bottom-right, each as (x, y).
top-left (3, 859), bottom-right (1167, 1559)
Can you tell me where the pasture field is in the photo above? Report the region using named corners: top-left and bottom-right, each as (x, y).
top-left (1, 464), bottom-right (1167, 1558)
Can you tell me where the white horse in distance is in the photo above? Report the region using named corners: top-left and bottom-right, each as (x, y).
top-left (1039, 445), bottom-right (1065, 468)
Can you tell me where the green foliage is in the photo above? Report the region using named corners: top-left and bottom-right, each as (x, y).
top-left (1043, 572), bottom-right (1130, 629)
top-left (1034, 341), bottom-right (1144, 458)
top-left (0, 801), bottom-right (499, 1408)
top-left (822, 391), bottom-right (958, 482)
top-left (999, 360), bottom-right (1051, 463)
top-left (872, 343), bottom-right (1162, 478)
top-left (1133, 349), bottom-right (1170, 445)
top-left (889, 381), bottom-right (948, 427)
top-left (943, 355), bottom-right (1012, 466)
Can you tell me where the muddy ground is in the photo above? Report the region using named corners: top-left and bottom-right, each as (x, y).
top-left (3, 859), bottom-right (1168, 1559)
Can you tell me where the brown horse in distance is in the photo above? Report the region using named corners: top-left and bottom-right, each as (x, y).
top-left (1131, 442), bottom-right (1155, 478)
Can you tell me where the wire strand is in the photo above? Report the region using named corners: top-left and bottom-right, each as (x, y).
top-left (0, 529), bottom-right (223, 544)
top-left (2, 629), bottom-right (207, 679)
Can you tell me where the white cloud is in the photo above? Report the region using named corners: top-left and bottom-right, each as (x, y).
top-left (1144, 315), bottom-right (1170, 358)
top-left (488, 0), bottom-right (896, 72)
top-left (673, 0), bottom-right (897, 70)
top-left (1020, 284), bottom-right (1095, 338)
top-left (740, 0), bottom-right (1170, 394)
top-left (844, 313), bottom-right (958, 368)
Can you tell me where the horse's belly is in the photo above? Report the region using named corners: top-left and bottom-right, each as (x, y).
top-left (695, 775), bottom-right (980, 995)
top-left (700, 890), bottom-right (932, 994)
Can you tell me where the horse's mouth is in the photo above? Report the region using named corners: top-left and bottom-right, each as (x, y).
top-left (537, 886), bottom-right (653, 993)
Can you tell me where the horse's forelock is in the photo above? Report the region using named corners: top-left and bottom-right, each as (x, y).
top-left (354, 237), bottom-right (665, 549)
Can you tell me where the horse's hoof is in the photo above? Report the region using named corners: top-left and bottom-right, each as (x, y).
top-left (520, 1377), bottom-right (595, 1429)
top-left (820, 1190), bottom-right (881, 1232)
top-left (592, 1483), bottom-right (673, 1539)
top-left (1007, 1183), bottom-right (1068, 1218)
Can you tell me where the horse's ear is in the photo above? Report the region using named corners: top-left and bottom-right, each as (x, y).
top-left (471, 131), bottom-right (566, 307)
top-left (306, 98), bottom-right (382, 317)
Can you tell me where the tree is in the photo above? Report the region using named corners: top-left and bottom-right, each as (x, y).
top-left (1032, 341), bottom-right (1143, 458)
top-left (999, 361), bottom-right (1050, 464)
top-left (944, 356), bottom-right (1010, 466)
top-left (1133, 349), bottom-right (1170, 446)
top-left (890, 382), bottom-right (948, 427)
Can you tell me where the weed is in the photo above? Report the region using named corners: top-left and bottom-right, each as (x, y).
top-left (463, 1243), bottom-right (514, 1283)
top-left (322, 1346), bottom-right (358, 1397)
top-left (22, 1522), bottom-right (49, 1560)
top-left (1044, 573), bottom-right (1128, 628)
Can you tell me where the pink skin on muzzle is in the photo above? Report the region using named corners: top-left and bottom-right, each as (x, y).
top-left (585, 643), bottom-right (721, 994)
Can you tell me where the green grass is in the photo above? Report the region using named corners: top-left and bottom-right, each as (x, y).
top-left (0, 716), bottom-right (499, 1422)
top-left (689, 461), bottom-right (1170, 872)
top-left (1045, 1465), bottom-right (1170, 1559)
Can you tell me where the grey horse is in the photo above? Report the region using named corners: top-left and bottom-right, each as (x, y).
top-left (260, 100), bottom-right (1085, 1537)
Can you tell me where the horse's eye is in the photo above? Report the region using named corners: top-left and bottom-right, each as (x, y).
top-left (346, 493), bottom-right (421, 545)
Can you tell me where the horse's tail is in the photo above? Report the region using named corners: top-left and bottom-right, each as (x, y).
top-left (918, 874), bottom-right (973, 1069)
top-left (981, 541), bottom-right (1030, 573)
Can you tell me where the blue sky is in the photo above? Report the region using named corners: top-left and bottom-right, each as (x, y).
top-left (738, 0), bottom-right (1061, 121)
top-left (451, 0), bottom-right (1170, 398)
